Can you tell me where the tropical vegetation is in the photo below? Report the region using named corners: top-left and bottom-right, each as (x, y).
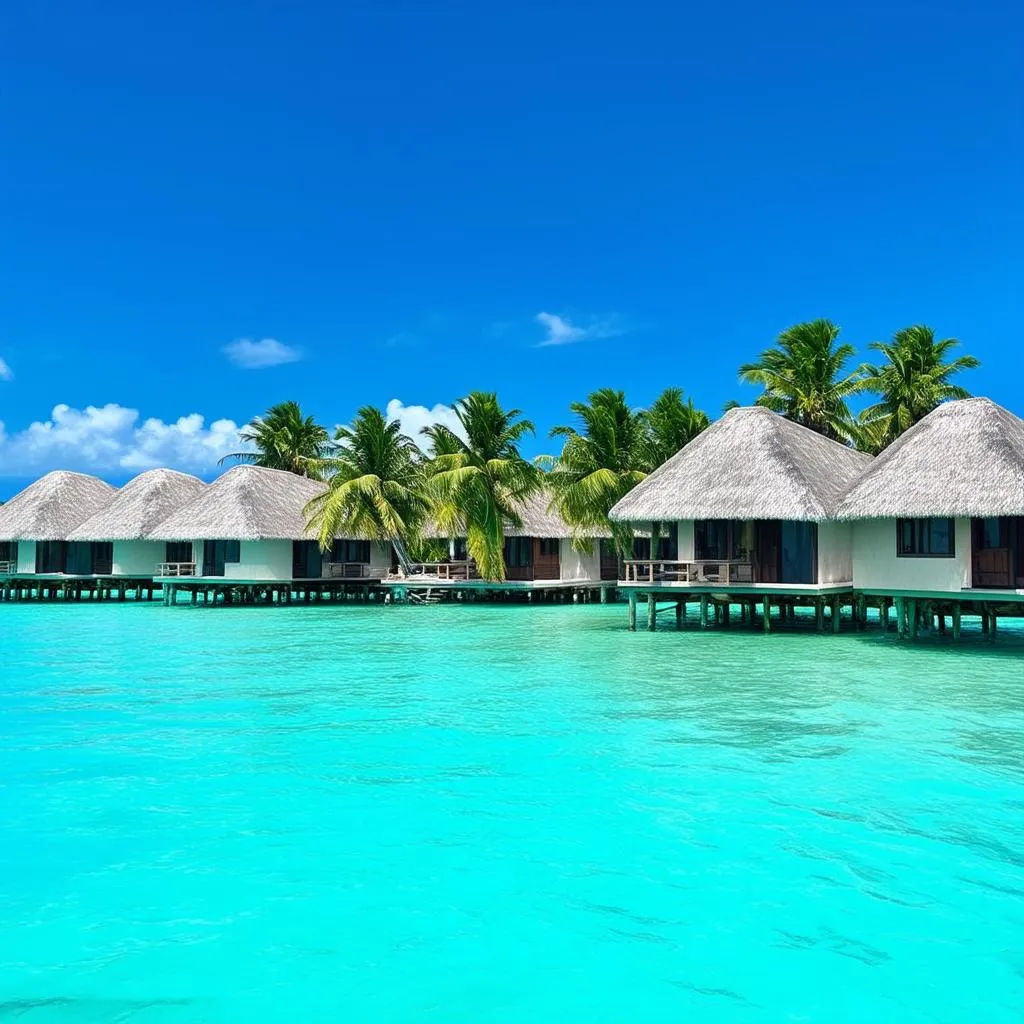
top-left (303, 406), bottom-right (427, 552)
top-left (421, 392), bottom-right (542, 581)
top-left (854, 325), bottom-right (980, 453)
top-left (220, 400), bottom-right (332, 478)
top-left (223, 318), bottom-right (979, 579)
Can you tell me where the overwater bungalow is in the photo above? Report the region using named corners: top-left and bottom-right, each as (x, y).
top-left (65, 468), bottom-right (206, 582)
top-left (388, 490), bottom-right (615, 601)
top-left (608, 407), bottom-right (871, 628)
top-left (148, 465), bottom-right (391, 600)
top-left (0, 471), bottom-right (117, 586)
top-left (837, 398), bottom-right (1024, 635)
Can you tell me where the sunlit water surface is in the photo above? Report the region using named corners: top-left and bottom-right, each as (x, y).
top-left (2, 603), bottom-right (1023, 1022)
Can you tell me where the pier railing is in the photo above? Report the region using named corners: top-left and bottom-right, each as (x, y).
top-left (393, 560), bottom-right (479, 581)
top-left (0, 561), bottom-right (16, 575)
top-left (326, 562), bottom-right (386, 579)
top-left (622, 559), bottom-right (755, 585)
top-left (156, 562), bottom-right (197, 577)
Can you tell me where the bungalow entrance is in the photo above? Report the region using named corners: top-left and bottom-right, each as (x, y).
top-left (32, 541), bottom-right (113, 575)
top-left (972, 517), bottom-right (1024, 588)
top-left (504, 537), bottom-right (560, 581)
top-left (694, 520), bottom-right (818, 585)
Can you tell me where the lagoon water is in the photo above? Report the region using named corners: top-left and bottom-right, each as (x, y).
top-left (1, 602), bottom-right (1023, 1021)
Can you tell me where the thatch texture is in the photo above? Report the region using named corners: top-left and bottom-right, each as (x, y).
top-left (68, 469), bottom-right (207, 541)
top-left (837, 398), bottom-right (1024, 519)
top-left (610, 406), bottom-right (871, 523)
top-left (423, 488), bottom-right (609, 540)
top-left (0, 471), bottom-right (117, 541)
top-left (148, 465), bottom-right (325, 541)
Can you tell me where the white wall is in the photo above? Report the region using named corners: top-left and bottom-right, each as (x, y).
top-left (558, 538), bottom-right (601, 581)
top-left (816, 522), bottom-right (854, 584)
top-left (113, 540), bottom-right (165, 576)
top-left (228, 540), bottom-right (293, 581)
top-left (16, 541), bottom-right (35, 574)
top-left (852, 518), bottom-right (972, 593)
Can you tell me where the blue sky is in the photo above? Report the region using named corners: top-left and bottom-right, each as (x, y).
top-left (1, 0), bottom-right (1021, 497)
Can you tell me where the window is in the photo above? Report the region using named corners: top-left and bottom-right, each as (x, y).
top-left (202, 540), bottom-right (242, 577)
top-left (91, 543), bottom-right (113, 575)
top-left (538, 538), bottom-right (559, 557)
top-left (0, 541), bottom-right (17, 566)
top-left (504, 537), bottom-right (533, 568)
top-left (330, 539), bottom-right (371, 563)
top-left (897, 518), bottom-right (955, 557)
top-left (35, 541), bottom-right (68, 573)
top-left (293, 540), bottom-right (323, 579)
top-left (977, 518), bottom-right (1004, 550)
top-left (695, 520), bottom-right (745, 560)
top-left (165, 542), bottom-right (192, 563)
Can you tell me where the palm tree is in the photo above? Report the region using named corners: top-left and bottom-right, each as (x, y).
top-left (543, 388), bottom-right (650, 560)
top-left (303, 406), bottom-right (427, 551)
top-left (421, 392), bottom-right (541, 581)
top-left (641, 387), bottom-right (710, 467)
top-left (220, 400), bottom-right (331, 478)
top-left (856, 325), bottom-right (979, 452)
top-left (739, 319), bottom-right (862, 441)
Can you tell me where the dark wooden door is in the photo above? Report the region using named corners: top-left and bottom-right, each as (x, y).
top-left (973, 518), bottom-right (1013, 588)
top-left (755, 521), bottom-right (781, 584)
top-left (533, 538), bottom-right (560, 580)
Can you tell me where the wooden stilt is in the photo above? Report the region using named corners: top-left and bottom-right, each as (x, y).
top-left (815, 598), bottom-right (824, 633)
top-left (762, 599), bottom-right (771, 633)
top-left (675, 601), bottom-right (683, 630)
top-left (628, 591), bottom-right (637, 631)
top-left (937, 612), bottom-right (946, 634)
top-left (909, 599), bottom-right (918, 640)
top-left (722, 602), bottom-right (731, 627)
top-left (990, 612), bottom-right (998, 639)
top-left (647, 595), bottom-right (657, 632)
top-left (699, 594), bottom-right (709, 630)
top-left (952, 603), bottom-right (962, 641)
top-left (832, 597), bottom-right (842, 634)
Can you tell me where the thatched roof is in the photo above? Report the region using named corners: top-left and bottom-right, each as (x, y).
top-left (423, 488), bottom-right (610, 540)
top-left (0, 471), bottom-right (118, 541)
top-left (610, 406), bottom-right (871, 523)
top-left (148, 465), bottom-right (324, 541)
top-left (837, 398), bottom-right (1024, 519)
top-left (67, 469), bottom-right (207, 541)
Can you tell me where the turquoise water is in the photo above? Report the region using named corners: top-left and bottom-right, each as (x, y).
top-left (2, 604), bottom-right (1024, 1022)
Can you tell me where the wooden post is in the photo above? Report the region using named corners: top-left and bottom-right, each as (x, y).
top-left (909, 599), bottom-right (918, 640)
top-left (722, 602), bottom-right (731, 627)
top-left (600, 586), bottom-right (608, 605)
top-left (981, 607), bottom-right (990, 636)
top-left (647, 594), bottom-right (657, 632)
top-left (762, 598), bottom-right (771, 633)
top-left (952, 603), bottom-right (962, 641)
top-left (815, 598), bottom-right (824, 633)
top-left (879, 597), bottom-right (888, 631)
top-left (699, 594), bottom-right (709, 630)
top-left (856, 595), bottom-right (867, 630)
top-left (990, 612), bottom-right (998, 639)
top-left (894, 596), bottom-right (905, 638)
top-left (628, 591), bottom-right (637, 631)
top-left (937, 612), bottom-right (946, 634)
top-left (832, 597), bottom-right (841, 634)
top-left (675, 601), bottom-right (683, 630)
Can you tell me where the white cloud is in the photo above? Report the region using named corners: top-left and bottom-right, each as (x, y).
top-left (535, 312), bottom-right (586, 346)
top-left (0, 357), bottom-right (12, 381)
top-left (534, 311), bottom-right (623, 347)
top-left (385, 399), bottom-right (466, 450)
top-left (0, 403), bottom-right (246, 477)
top-left (223, 337), bottom-right (301, 369)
